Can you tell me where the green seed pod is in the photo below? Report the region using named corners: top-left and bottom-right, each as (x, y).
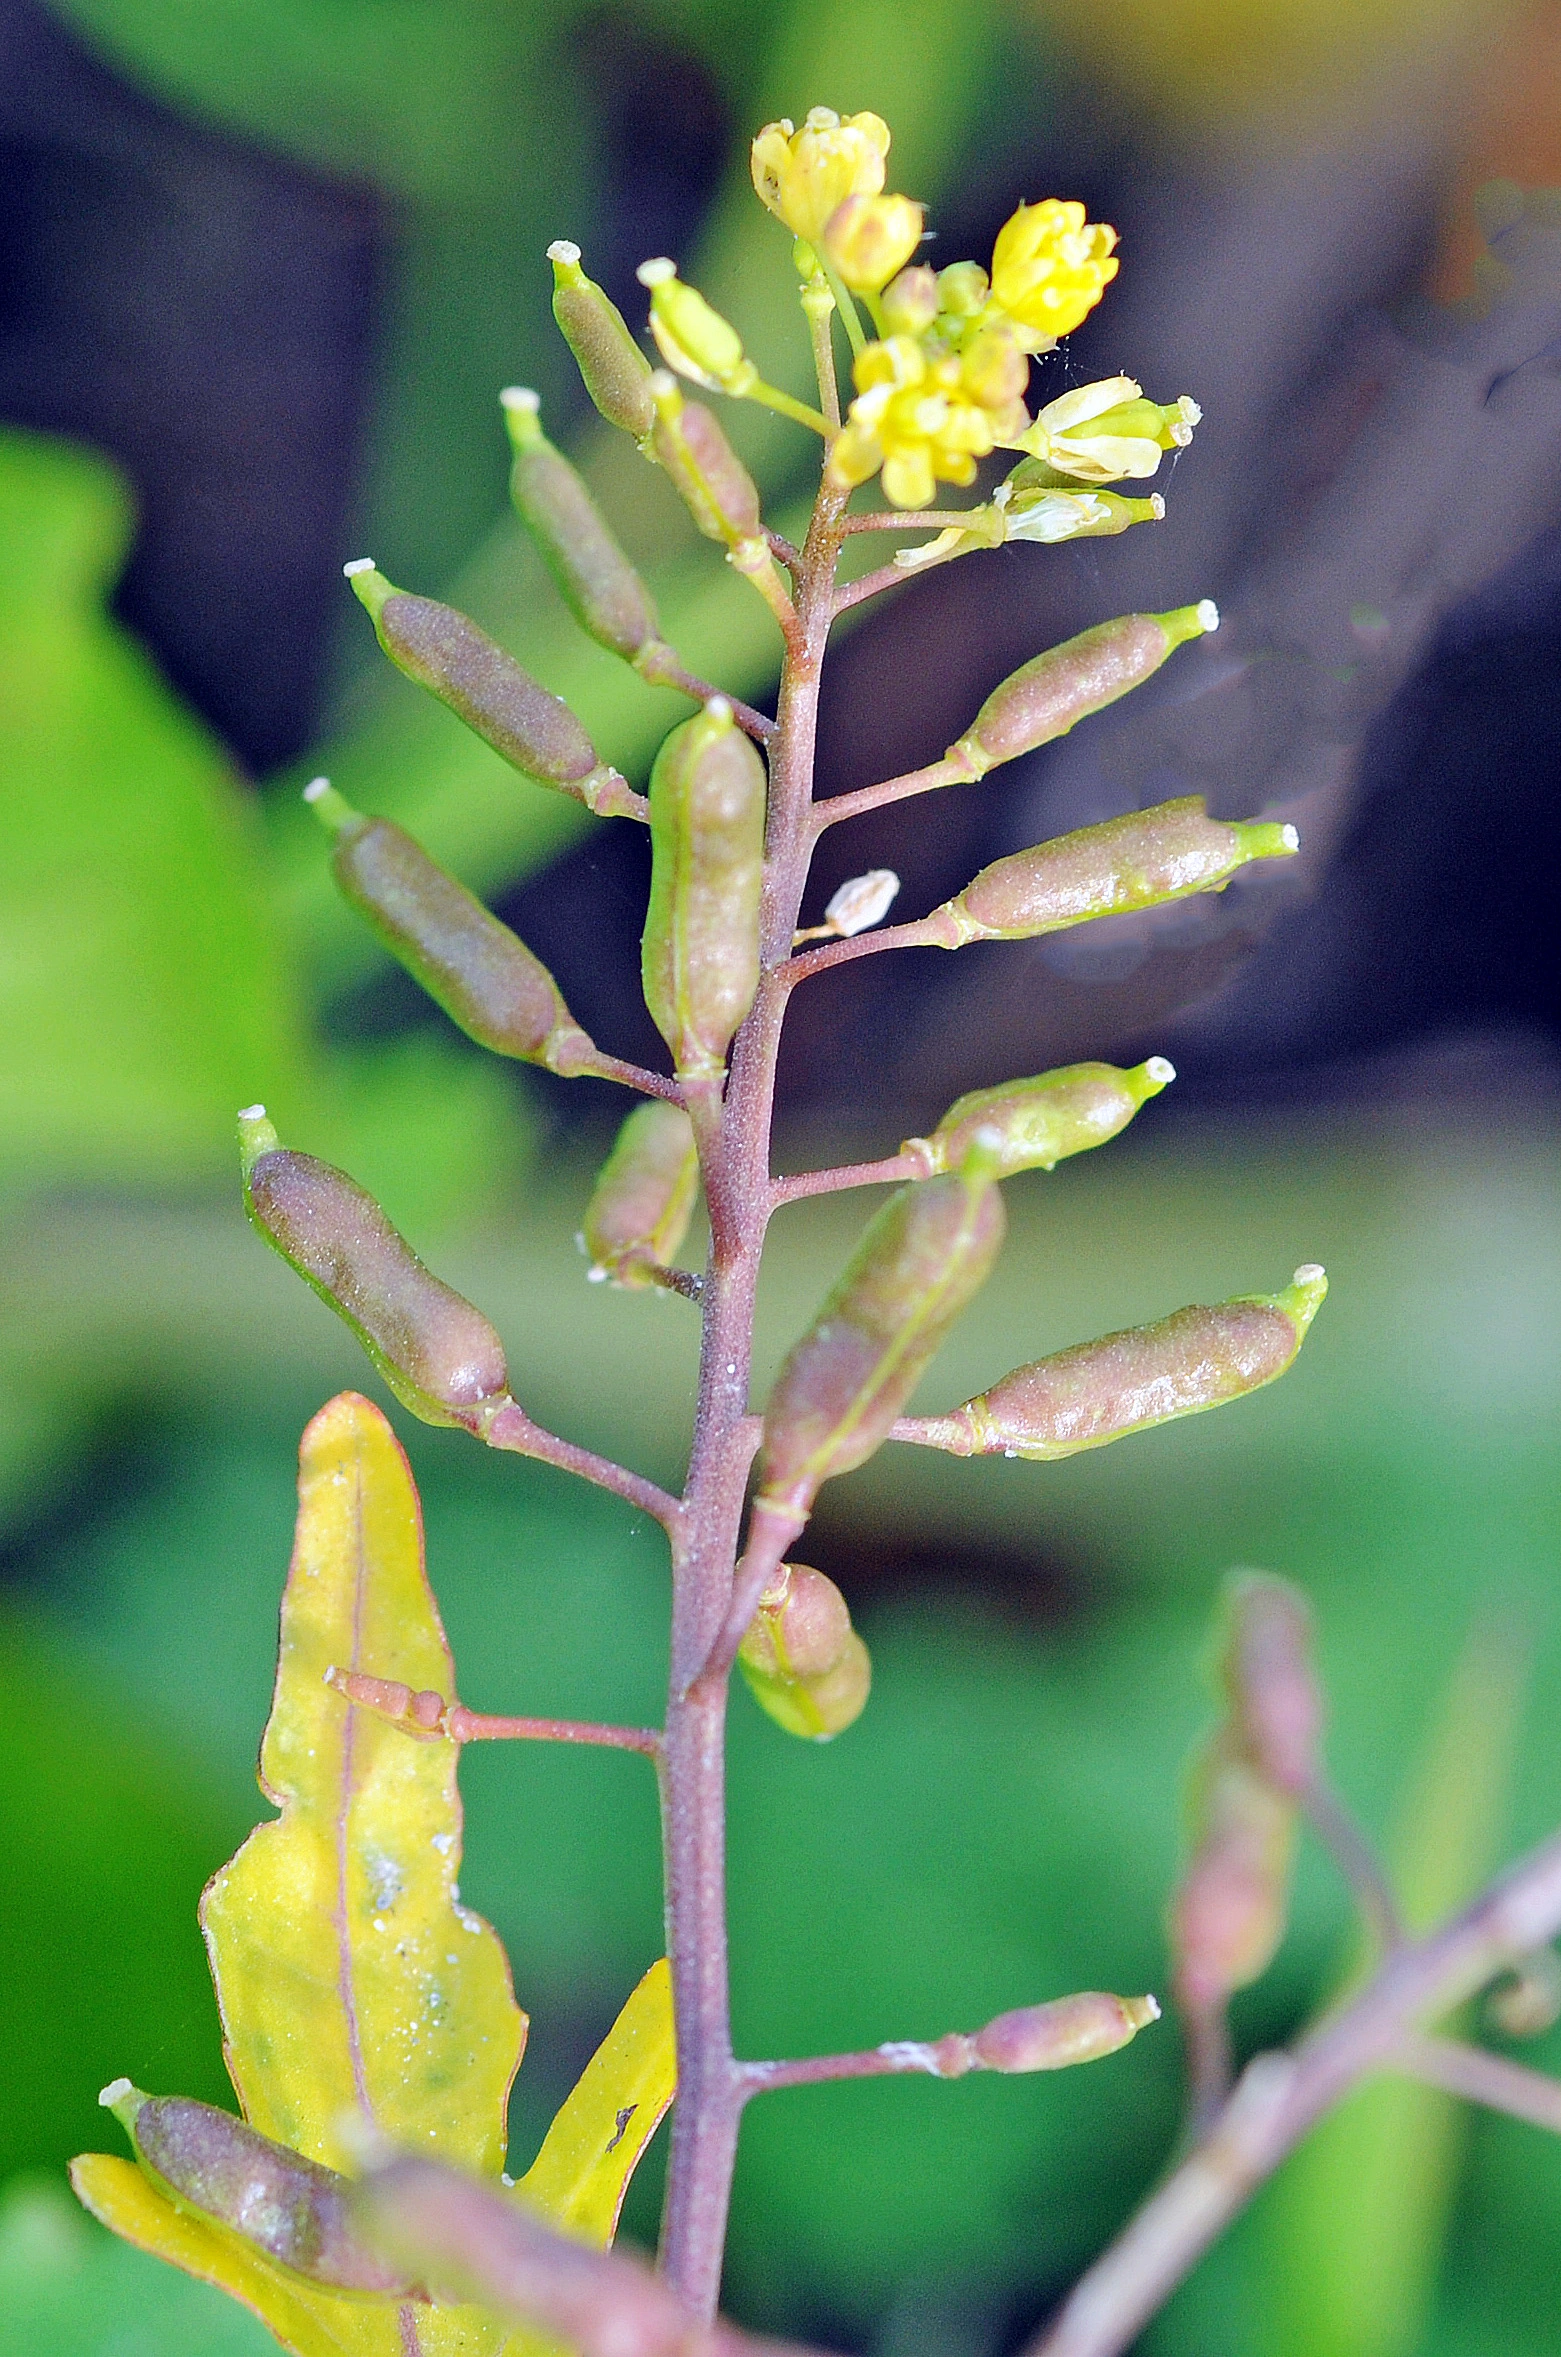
top-left (637, 259), bottom-right (755, 394)
top-left (757, 1152), bottom-right (1006, 1517)
top-left (902, 1266), bottom-right (1326, 1459)
top-left (902, 1057), bottom-right (1173, 1179)
top-left (1218, 1572), bottom-right (1320, 1798)
top-left (547, 240), bottom-right (657, 444)
top-left (344, 561), bottom-right (637, 818)
top-left (500, 388), bottom-right (664, 667)
top-left (949, 604), bottom-right (1216, 777)
top-left (1169, 1744), bottom-right (1296, 2008)
top-left (100, 2082), bottom-right (415, 2297)
top-left (649, 373), bottom-right (763, 547)
top-left (642, 699), bottom-right (766, 1079)
top-left (581, 1101), bottom-right (700, 1287)
top-left (239, 1107), bottom-right (511, 1432)
top-left (737, 1563), bottom-right (870, 1740)
top-left (304, 782), bottom-right (598, 1075)
top-left (969, 1991), bottom-right (1161, 2073)
top-left (927, 796), bottom-right (1300, 947)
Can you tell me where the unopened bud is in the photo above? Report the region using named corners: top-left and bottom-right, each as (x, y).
top-left (501, 389), bottom-right (663, 667)
top-left (305, 782), bottom-right (598, 1074)
top-left (239, 1106), bottom-right (511, 1433)
top-left (1219, 1572), bottom-right (1320, 1796)
top-left (649, 374), bottom-right (764, 547)
top-left (638, 260), bottom-right (754, 393)
top-left (99, 2084), bottom-right (414, 2296)
top-left (900, 1268), bottom-right (1326, 1459)
top-left (548, 240), bottom-right (657, 444)
top-left (1017, 378), bottom-right (1201, 483)
top-left (344, 561), bottom-right (636, 817)
top-left (929, 795), bottom-right (1298, 948)
top-left (881, 264), bottom-right (939, 334)
top-left (642, 699), bottom-right (766, 1080)
top-left (822, 193), bottom-right (924, 291)
top-left (323, 1666), bottom-right (448, 1738)
top-left (1170, 1746), bottom-right (1296, 2007)
top-left (938, 260), bottom-right (989, 316)
top-left (757, 1152), bottom-right (1005, 1517)
top-left (738, 1565), bottom-right (871, 1740)
top-left (581, 1101), bottom-right (700, 1288)
top-left (951, 606), bottom-right (1217, 781)
top-left (903, 1057), bottom-right (1173, 1180)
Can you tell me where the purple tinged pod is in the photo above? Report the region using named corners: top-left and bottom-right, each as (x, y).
top-left (950, 604), bottom-right (1217, 779)
top-left (98, 2081), bottom-right (416, 2297)
top-left (926, 795), bottom-right (1299, 947)
top-left (547, 241), bottom-right (657, 445)
top-left (909, 1991), bottom-right (1160, 2078)
top-left (1219, 1572), bottom-right (1321, 1797)
top-left (1169, 1746), bottom-right (1296, 2008)
top-left (304, 781), bottom-right (598, 1074)
top-left (757, 1148), bottom-right (1006, 1518)
top-left (901, 1267), bottom-right (1326, 1459)
top-left (580, 1101), bottom-right (700, 1288)
top-left (500, 389), bottom-right (664, 667)
top-left (642, 698), bottom-right (766, 1080)
top-left (902, 1057), bottom-right (1173, 1179)
top-left (343, 561), bottom-right (638, 818)
top-left (648, 373), bottom-right (764, 547)
top-left (737, 1564), bottom-right (871, 1740)
top-left (239, 1107), bottom-right (511, 1433)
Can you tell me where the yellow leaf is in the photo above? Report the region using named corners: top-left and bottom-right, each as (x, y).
top-left (520, 1958), bottom-right (676, 2245)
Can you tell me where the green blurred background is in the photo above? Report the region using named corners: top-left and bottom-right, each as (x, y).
top-left (4, 0), bottom-right (1561, 2351)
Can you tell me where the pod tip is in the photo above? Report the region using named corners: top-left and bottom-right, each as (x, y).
top-left (237, 1103), bottom-right (266, 1123)
top-left (649, 366), bottom-right (678, 396)
top-left (637, 256), bottom-right (677, 287)
top-left (1293, 1262), bottom-right (1325, 1286)
top-left (1196, 598), bottom-right (1220, 633)
top-left (500, 384), bottom-right (540, 413)
top-left (1280, 823), bottom-right (1300, 850)
top-left (343, 556), bottom-right (375, 578)
top-left (1145, 1055), bottom-right (1177, 1085)
top-left (705, 693), bottom-right (734, 722)
top-left (302, 776), bottom-right (330, 804)
top-left (1150, 493), bottom-right (1166, 518)
top-left (546, 238), bottom-right (581, 265)
top-left (99, 2078), bottom-right (134, 2108)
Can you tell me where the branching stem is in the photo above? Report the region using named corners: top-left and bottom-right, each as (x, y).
top-left (448, 1707), bottom-right (663, 1757)
top-left (483, 1402), bottom-right (683, 1534)
top-left (771, 1152), bottom-right (920, 1205)
top-left (808, 752), bottom-right (977, 836)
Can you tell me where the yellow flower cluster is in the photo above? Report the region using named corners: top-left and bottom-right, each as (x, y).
top-left (750, 109), bottom-right (890, 244)
top-left (829, 324), bottom-right (1029, 511)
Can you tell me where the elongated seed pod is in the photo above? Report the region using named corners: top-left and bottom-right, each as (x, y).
top-left (952, 604), bottom-right (1217, 778)
top-left (737, 1564), bottom-right (870, 1740)
top-left (547, 240), bottom-right (657, 443)
top-left (1169, 1745), bottom-right (1296, 2007)
top-left (100, 2083), bottom-right (415, 2297)
top-left (642, 699), bottom-right (766, 1079)
top-left (649, 375), bottom-right (763, 546)
top-left (1219, 1572), bottom-right (1320, 1797)
top-left (501, 389), bottom-right (664, 665)
top-left (344, 562), bottom-right (637, 817)
top-left (239, 1108), bottom-right (511, 1432)
top-left (927, 796), bottom-right (1299, 947)
top-left (305, 782), bottom-right (598, 1074)
top-left (899, 1267), bottom-right (1326, 1459)
top-left (902, 1057), bottom-right (1173, 1179)
top-left (757, 1153), bottom-right (1006, 1516)
top-left (904, 1990), bottom-right (1160, 2078)
top-left (581, 1101), bottom-right (700, 1287)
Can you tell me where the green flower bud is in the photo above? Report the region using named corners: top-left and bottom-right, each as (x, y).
top-left (902, 1057), bottom-right (1173, 1179)
top-left (581, 1101), bottom-right (700, 1288)
top-left (500, 389), bottom-right (663, 667)
top-left (649, 374), bottom-right (763, 548)
top-left (344, 560), bottom-right (638, 818)
top-left (937, 259), bottom-right (989, 316)
top-left (951, 605), bottom-right (1218, 781)
top-left (642, 698), bottom-right (766, 1080)
top-left (880, 263), bottom-right (939, 334)
top-left (99, 2082), bottom-right (414, 2297)
top-left (927, 796), bottom-right (1300, 947)
top-left (637, 259), bottom-right (754, 394)
top-left (1218, 1572), bottom-right (1320, 1798)
top-left (547, 240), bottom-right (657, 444)
top-left (757, 1151), bottom-right (1006, 1517)
top-left (304, 781), bottom-right (597, 1075)
top-left (737, 1564), bottom-right (870, 1740)
top-left (239, 1107), bottom-right (512, 1432)
top-left (1169, 1746), bottom-right (1296, 2007)
top-left (899, 1267), bottom-right (1326, 1460)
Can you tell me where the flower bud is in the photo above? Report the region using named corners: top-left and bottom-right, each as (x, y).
top-left (99, 2082), bottom-right (414, 2296)
top-left (1219, 1572), bottom-right (1321, 1797)
top-left (989, 200), bottom-right (1119, 347)
top-left (239, 1107), bottom-right (512, 1432)
top-left (928, 795), bottom-right (1299, 948)
top-left (970, 1991), bottom-right (1160, 2073)
top-left (649, 374), bottom-right (764, 548)
top-left (902, 1057), bottom-right (1173, 1180)
top-left (738, 1564), bottom-right (870, 1740)
top-left (822, 194), bottom-right (924, 292)
top-left (937, 260), bottom-right (989, 317)
top-left (500, 389), bottom-right (663, 666)
top-left (757, 1151), bottom-right (1005, 1517)
top-left (750, 109), bottom-right (891, 244)
top-left (637, 260), bottom-right (754, 394)
top-left (1169, 1747), bottom-right (1296, 2007)
top-left (999, 477), bottom-right (1164, 545)
top-left (880, 264), bottom-right (939, 334)
top-left (642, 698), bottom-right (766, 1079)
top-left (950, 606), bottom-right (1218, 783)
top-left (581, 1101), bottom-right (700, 1288)
top-left (304, 781), bottom-right (598, 1075)
top-left (343, 561), bottom-right (637, 818)
top-left (1016, 377), bottom-right (1201, 483)
top-left (897, 1268), bottom-right (1326, 1460)
top-left (547, 240), bottom-right (656, 444)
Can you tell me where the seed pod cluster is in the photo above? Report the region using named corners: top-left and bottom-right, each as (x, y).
top-left (737, 1563), bottom-right (871, 1739)
top-left (502, 389), bottom-right (664, 668)
top-left (547, 241), bottom-right (657, 444)
top-left (240, 1108), bottom-right (511, 1433)
top-left (101, 2082), bottom-right (415, 2297)
top-left (757, 1151), bottom-right (1005, 1517)
top-left (345, 562), bottom-right (639, 818)
top-left (581, 1101), bottom-right (701, 1288)
top-left (642, 699), bottom-right (766, 1080)
top-left (305, 782), bottom-right (597, 1074)
top-left (902, 1057), bottom-right (1173, 1179)
top-left (951, 605), bottom-right (1216, 778)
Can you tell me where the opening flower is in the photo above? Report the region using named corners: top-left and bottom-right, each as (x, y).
top-left (1012, 377), bottom-right (1201, 482)
top-left (751, 109), bottom-right (891, 244)
top-left (829, 325), bottom-right (1030, 511)
top-left (989, 199), bottom-right (1119, 348)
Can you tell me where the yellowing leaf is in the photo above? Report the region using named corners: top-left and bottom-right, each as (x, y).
top-left (520, 1958), bottom-right (676, 2245)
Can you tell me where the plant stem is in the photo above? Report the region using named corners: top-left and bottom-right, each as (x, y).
top-left (809, 751), bottom-right (977, 835)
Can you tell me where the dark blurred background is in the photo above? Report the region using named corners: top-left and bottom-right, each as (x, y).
top-left (4, 1), bottom-right (1561, 2351)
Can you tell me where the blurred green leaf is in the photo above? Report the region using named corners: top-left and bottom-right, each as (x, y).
top-left (0, 2174), bottom-right (273, 2356)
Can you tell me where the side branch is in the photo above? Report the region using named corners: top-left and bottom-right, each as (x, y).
top-left (574, 1051), bottom-right (684, 1102)
top-left (324, 1669), bottom-right (662, 1758)
top-left (782, 916), bottom-right (946, 989)
top-left (809, 754), bottom-right (976, 836)
top-left (639, 645), bottom-right (776, 744)
top-left (1393, 2033), bottom-right (1561, 2134)
top-left (484, 1400), bottom-right (683, 1532)
top-left (771, 1153), bottom-right (921, 1206)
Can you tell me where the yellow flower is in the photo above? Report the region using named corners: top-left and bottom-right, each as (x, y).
top-left (1013, 376), bottom-right (1200, 482)
top-left (750, 109), bottom-right (890, 243)
top-left (989, 200), bottom-right (1119, 348)
top-left (829, 325), bottom-right (1031, 510)
top-left (822, 193), bottom-right (925, 293)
